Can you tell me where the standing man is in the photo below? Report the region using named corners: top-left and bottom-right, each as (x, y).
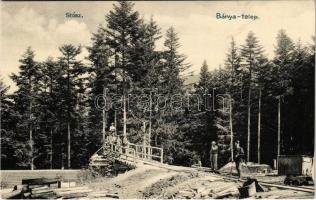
top-left (109, 122), bottom-right (116, 150)
top-left (210, 141), bottom-right (218, 171)
top-left (234, 140), bottom-right (245, 178)
top-left (109, 122), bottom-right (116, 136)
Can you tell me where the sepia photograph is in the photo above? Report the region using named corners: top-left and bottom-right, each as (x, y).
top-left (0, 0), bottom-right (315, 199)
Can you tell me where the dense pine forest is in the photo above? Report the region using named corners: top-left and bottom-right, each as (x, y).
top-left (1, 1), bottom-right (315, 170)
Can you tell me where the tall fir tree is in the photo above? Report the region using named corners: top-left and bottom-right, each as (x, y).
top-left (87, 26), bottom-right (115, 156)
top-left (240, 31), bottom-right (264, 162)
top-left (105, 1), bottom-right (143, 137)
top-left (58, 44), bottom-right (86, 168)
top-left (1, 76), bottom-right (20, 169)
top-left (10, 47), bottom-right (42, 169)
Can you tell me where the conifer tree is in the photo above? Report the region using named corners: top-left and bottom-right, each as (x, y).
top-left (105, 1), bottom-right (142, 137)
top-left (198, 60), bottom-right (210, 93)
top-left (11, 47), bottom-right (42, 169)
top-left (0, 76), bottom-right (19, 169)
top-left (58, 44), bottom-right (85, 168)
top-left (87, 27), bottom-right (115, 154)
top-left (240, 32), bottom-right (264, 162)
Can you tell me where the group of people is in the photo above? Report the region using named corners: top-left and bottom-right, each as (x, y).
top-left (209, 140), bottom-right (245, 177)
top-left (106, 123), bottom-right (128, 152)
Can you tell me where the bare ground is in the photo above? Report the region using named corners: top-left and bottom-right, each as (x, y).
top-left (83, 164), bottom-right (314, 199)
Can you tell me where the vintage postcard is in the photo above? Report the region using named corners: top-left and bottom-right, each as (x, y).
top-left (0, 0), bottom-right (315, 199)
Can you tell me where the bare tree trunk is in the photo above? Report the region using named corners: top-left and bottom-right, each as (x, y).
top-left (61, 146), bottom-right (64, 169)
top-left (102, 87), bottom-right (106, 141)
top-left (258, 89), bottom-right (261, 164)
top-left (30, 123), bottom-right (34, 170)
top-left (67, 55), bottom-right (71, 169)
top-left (50, 127), bottom-right (53, 169)
top-left (229, 97), bottom-right (233, 162)
top-left (240, 76), bottom-right (243, 104)
top-left (29, 81), bottom-right (34, 170)
top-left (247, 84), bottom-right (251, 162)
top-left (49, 77), bottom-right (53, 170)
top-left (114, 110), bottom-right (117, 136)
top-left (155, 135), bottom-right (158, 146)
top-left (277, 97), bottom-right (281, 158)
top-left (67, 122), bottom-right (70, 169)
top-left (246, 56), bottom-right (254, 163)
top-left (123, 93), bottom-right (127, 137)
top-left (149, 91), bottom-right (153, 159)
top-left (149, 92), bottom-right (152, 145)
top-left (122, 41), bottom-right (127, 137)
top-left (142, 121), bottom-right (146, 158)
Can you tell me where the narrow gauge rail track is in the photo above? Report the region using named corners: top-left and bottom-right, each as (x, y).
top-left (91, 143), bottom-right (314, 195)
top-left (215, 172), bottom-right (315, 193)
top-left (140, 160), bottom-right (315, 194)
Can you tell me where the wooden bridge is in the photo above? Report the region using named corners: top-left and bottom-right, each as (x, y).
top-left (89, 141), bottom-right (164, 168)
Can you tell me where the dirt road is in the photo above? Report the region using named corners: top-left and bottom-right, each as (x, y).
top-left (84, 164), bottom-right (314, 199)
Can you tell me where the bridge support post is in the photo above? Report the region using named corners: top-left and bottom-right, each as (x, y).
top-left (161, 149), bottom-right (163, 163)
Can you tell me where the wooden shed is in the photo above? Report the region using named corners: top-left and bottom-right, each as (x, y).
top-left (277, 155), bottom-right (313, 176)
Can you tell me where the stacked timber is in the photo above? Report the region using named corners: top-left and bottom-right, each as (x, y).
top-left (2, 185), bottom-right (119, 199)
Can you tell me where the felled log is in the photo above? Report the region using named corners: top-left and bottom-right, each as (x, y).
top-left (211, 183), bottom-right (236, 193)
top-left (55, 188), bottom-right (93, 196)
top-left (31, 186), bottom-right (49, 191)
top-left (53, 186), bottom-right (89, 192)
top-left (60, 181), bottom-right (76, 188)
top-left (30, 191), bottom-right (55, 199)
top-left (88, 191), bottom-right (111, 198)
top-left (177, 190), bottom-right (195, 198)
top-left (105, 193), bottom-right (120, 199)
top-left (216, 188), bottom-right (239, 198)
top-left (60, 193), bottom-right (89, 199)
top-left (32, 189), bottom-right (54, 195)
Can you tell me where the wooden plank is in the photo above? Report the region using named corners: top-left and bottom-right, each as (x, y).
top-left (32, 189), bottom-right (53, 194)
top-left (55, 189), bottom-right (93, 196)
top-left (217, 173), bottom-right (314, 193)
top-left (216, 187), bottom-right (238, 196)
top-left (62, 193), bottom-right (89, 199)
top-left (53, 186), bottom-right (89, 192)
top-left (31, 186), bottom-right (49, 191)
top-left (88, 191), bottom-right (110, 198)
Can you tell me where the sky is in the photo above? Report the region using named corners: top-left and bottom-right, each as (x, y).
top-left (1, 1), bottom-right (315, 93)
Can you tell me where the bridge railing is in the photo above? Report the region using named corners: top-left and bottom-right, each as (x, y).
top-left (91, 142), bottom-right (136, 165)
top-left (128, 143), bottom-right (163, 163)
top-left (91, 141), bottom-right (163, 164)
top-left (112, 143), bottom-right (136, 164)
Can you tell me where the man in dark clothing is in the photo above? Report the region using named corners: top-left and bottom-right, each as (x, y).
top-left (234, 140), bottom-right (245, 178)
